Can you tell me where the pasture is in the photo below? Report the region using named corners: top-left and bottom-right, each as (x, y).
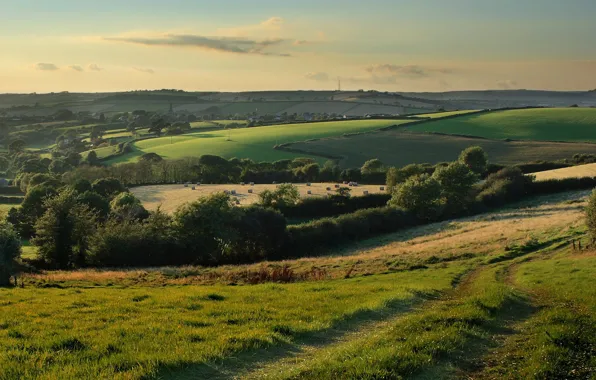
top-left (4, 190), bottom-right (594, 379)
top-left (131, 183), bottom-right (385, 213)
top-left (288, 130), bottom-right (596, 168)
top-left (106, 119), bottom-right (406, 164)
top-left (405, 108), bottom-right (596, 142)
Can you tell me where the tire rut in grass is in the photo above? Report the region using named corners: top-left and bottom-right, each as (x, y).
top-left (153, 292), bottom-right (440, 380)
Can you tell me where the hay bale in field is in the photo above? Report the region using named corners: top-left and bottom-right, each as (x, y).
top-left (272, 181), bottom-right (277, 184)
top-left (326, 187), bottom-right (331, 191)
top-left (235, 199), bottom-right (240, 205)
top-left (248, 189), bottom-right (253, 194)
top-left (343, 181), bottom-right (348, 184)
top-left (335, 184), bottom-right (340, 188)
top-left (250, 182), bottom-right (255, 186)
top-left (192, 186), bottom-right (196, 190)
top-left (380, 186), bottom-right (385, 191)
top-left (307, 190), bottom-right (312, 195)
top-left (196, 182), bottom-right (201, 186)
top-left (224, 190), bottom-right (230, 195)
top-left (306, 183), bottom-right (311, 186)
top-left (231, 190), bottom-right (237, 195)
top-left (184, 183), bottom-right (189, 188)
top-left (240, 182), bottom-right (245, 186)
top-left (363, 191), bottom-right (369, 195)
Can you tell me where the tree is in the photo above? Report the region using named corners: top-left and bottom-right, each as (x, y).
top-left (92, 178), bottom-right (126, 198)
top-left (388, 174), bottom-right (442, 221)
top-left (459, 146), bottom-right (488, 176)
top-left (49, 158), bottom-right (74, 175)
top-left (33, 190), bottom-right (97, 268)
top-left (72, 179), bottom-right (92, 194)
top-left (110, 192), bottom-right (149, 220)
top-left (0, 222), bottom-right (21, 287)
top-left (76, 191), bottom-right (110, 219)
top-left (9, 139), bottom-right (26, 154)
top-left (361, 159), bottom-right (385, 175)
top-left (586, 190), bottom-right (596, 238)
top-left (172, 192), bottom-right (241, 263)
top-left (259, 183), bottom-right (300, 208)
top-left (85, 150), bottom-right (101, 166)
top-left (432, 162), bottom-right (477, 213)
top-left (302, 163), bottom-right (320, 182)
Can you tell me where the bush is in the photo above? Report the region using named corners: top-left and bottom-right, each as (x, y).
top-left (92, 178), bottom-right (126, 198)
top-left (259, 184), bottom-right (300, 209)
top-left (278, 193), bottom-right (391, 219)
top-left (0, 222), bottom-right (21, 286)
top-left (459, 146), bottom-right (488, 175)
top-left (388, 174), bottom-right (443, 221)
top-left (476, 167), bottom-right (532, 207)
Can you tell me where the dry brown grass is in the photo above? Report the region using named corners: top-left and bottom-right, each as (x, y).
top-left (531, 163), bottom-right (596, 181)
top-left (131, 182), bottom-right (385, 213)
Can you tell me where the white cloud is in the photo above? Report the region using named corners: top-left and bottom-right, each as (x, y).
top-left (35, 63), bottom-right (59, 71)
top-left (88, 63), bottom-right (103, 71)
top-left (305, 72), bottom-right (329, 82)
top-left (133, 67), bottom-right (155, 74)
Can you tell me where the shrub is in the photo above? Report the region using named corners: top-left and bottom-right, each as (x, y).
top-left (259, 183), bottom-right (300, 209)
top-left (476, 167), bottom-right (532, 207)
top-left (92, 178), bottom-right (126, 198)
top-left (586, 190), bottom-right (596, 238)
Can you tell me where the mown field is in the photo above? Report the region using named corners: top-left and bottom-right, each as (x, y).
top-left (3, 190), bottom-right (594, 379)
top-left (105, 119), bottom-right (407, 164)
top-left (531, 162), bottom-right (596, 181)
top-left (405, 108), bottom-right (596, 142)
top-left (288, 130), bottom-right (596, 168)
top-left (131, 183), bottom-right (385, 213)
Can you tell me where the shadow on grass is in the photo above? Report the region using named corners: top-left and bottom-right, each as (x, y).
top-left (150, 291), bottom-right (442, 380)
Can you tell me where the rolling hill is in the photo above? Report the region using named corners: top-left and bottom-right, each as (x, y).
top-left (404, 108), bottom-right (596, 142)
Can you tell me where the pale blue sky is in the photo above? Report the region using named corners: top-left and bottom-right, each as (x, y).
top-left (1, 0), bottom-right (595, 92)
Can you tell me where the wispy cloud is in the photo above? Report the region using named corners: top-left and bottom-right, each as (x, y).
top-left (104, 34), bottom-right (291, 56)
top-left (365, 64), bottom-right (454, 79)
top-left (35, 63), bottom-right (59, 71)
top-left (260, 17), bottom-right (284, 29)
top-left (305, 72), bottom-right (329, 82)
top-left (133, 67), bottom-right (155, 74)
top-left (496, 79), bottom-right (518, 89)
top-left (69, 65), bottom-right (84, 72)
top-left (88, 63), bottom-right (103, 71)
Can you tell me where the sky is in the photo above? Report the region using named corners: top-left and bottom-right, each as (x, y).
top-left (1, 0), bottom-right (595, 93)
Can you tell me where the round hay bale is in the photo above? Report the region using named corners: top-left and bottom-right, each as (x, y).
top-left (326, 187), bottom-right (331, 191)
top-left (380, 186), bottom-right (385, 191)
top-left (248, 189), bottom-right (253, 194)
top-left (192, 186), bottom-right (196, 190)
top-left (307, 190), bottom-right (312, 195)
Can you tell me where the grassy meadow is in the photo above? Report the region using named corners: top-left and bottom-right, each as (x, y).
top-left (105, 119), bottom-right (406, 164)
top-left (405, 108), bottom-right (596, 142)
top-left (0, 266), bottom-right (465, 379)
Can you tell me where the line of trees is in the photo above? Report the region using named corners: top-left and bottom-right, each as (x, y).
top-left (4, 146), bottom-right (596, 285)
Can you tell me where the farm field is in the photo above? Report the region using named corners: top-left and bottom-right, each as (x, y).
top-left (531, 162), bottom-right (596, 181)
top-left (131, 183), bottom-right (385, 213)
top-left (288, 130), bottom-right (596, 168)
top-left (5, 190), bottom-right (594, 379)
top-left (405, 108), bottom-right (596, 142)
top-left (105, 119), bottom-right (406, 164)
top-left (412, 109), bottom-right (482, 118)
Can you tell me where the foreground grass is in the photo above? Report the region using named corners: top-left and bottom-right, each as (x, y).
top-left (0, 265), bottom-right (466, 379)
top-left (247, 265), bottom-right (519, 379)
top-left (477, 252), bottom-right (596, 379)
top-left (107, 119), bottom-right (406, 164)
top-left (406, 108), bottom-right (596, 142)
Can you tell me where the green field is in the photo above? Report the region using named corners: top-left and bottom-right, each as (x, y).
top-left (413, 109), bottom-right (481, 118)
top-left (289, 130), bottom-right (596, 168)
top-left (0, 266), bottom-right (464, 379)
top-left (406, 108), bottom-right (596, 142)
top-left (106, 119), bottom-right (406, 164)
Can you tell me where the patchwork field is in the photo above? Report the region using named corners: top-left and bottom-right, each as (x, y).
top-left (532, 162), bottom-right (596, 181)
top-left (287, 130), bottom-right (596, 168)
top-left (106, 119), bottom-right (407, 164)
top-left (131, 183), bottom-right (385, 213)
top-left (404, 108), bottom-right (596, 142)
top-left (5, 190), bottom-right (594, 379)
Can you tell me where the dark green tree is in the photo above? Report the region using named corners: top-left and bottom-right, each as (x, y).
top-left (459, 146), bottom-right (488, 176)
top-left (0, 222), bottom-right (21, 287)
